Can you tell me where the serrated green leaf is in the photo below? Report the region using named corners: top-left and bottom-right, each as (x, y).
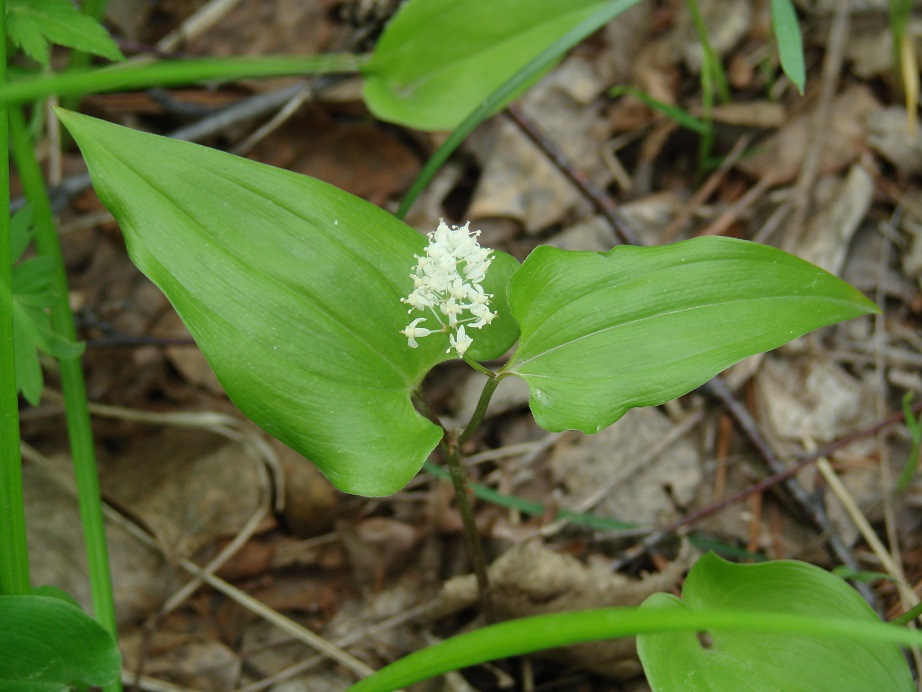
top-left (57, 109), bottom-right (519, 496)
top-left (7, 0), bottom-right (124, 67)
top-left (637, 554), bottom-right (913, 691)
top-left (771, 0), bottom-right (806, 94)
top-left (12, 314), bottom-right (43, 405)
top-left (12, 256), bottom-right (54, 302)
top-left (502, 237), bottom-right (879, 434)
top-left (6, 245), bottom-right (84, 404)
top-left (0, 595), bottom-right (122, 690)
top-left (10, 206), bottom-right (33, 262)
top-left (363, 0), bottom-right (621, 130)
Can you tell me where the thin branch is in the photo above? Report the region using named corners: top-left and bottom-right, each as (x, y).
top-left (504, 105), bottom-right (639, 245)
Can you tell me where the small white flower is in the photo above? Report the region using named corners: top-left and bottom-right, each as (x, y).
top-left (399, 219), bottom-right (497, 356)
top-left (399, 317), bottom-right (433, 348)
top-left (449, 325), bottom-right (473, 356)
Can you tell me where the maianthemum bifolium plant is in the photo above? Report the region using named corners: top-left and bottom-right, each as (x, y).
top-left (4, 0), bottom-right (922, 690)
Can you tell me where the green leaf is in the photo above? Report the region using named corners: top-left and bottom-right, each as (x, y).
top-left (466, 250), bottom-right (519, 361)
top-left (7, 248), bottom-right (84, 405)
top-left (28, 585), bottom-right (82, 609)
top-left (363, 0), bottom-right (616, 131)
top-left (7, 0), bottom-right (124, 67)
top-left (395, 0), bottom-right (641, 216)
top-left (771, 0), bottom-right (806, 94)
top-left (637, 553), bottom-right (913, 691)
top-left (502, 237), bottom-right (879, 434)
top-left (57, 109), bottom-right (519, 496)
top-left (10, 206), bottom-right (33, 262)
top-left (349, 603), bottom-right (922, 692)
top-left (0, 595), bottom-right (122, 690)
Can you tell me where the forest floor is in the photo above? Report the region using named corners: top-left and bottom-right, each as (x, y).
top-left (18, 0), bottom-right (922, 690)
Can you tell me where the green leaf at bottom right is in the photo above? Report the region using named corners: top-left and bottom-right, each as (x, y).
top-left (637, 553), bottom-right (913, 691)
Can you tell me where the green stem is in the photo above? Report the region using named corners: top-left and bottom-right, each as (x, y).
top-left (9, 108), bottom-right (120, 688)
top-left (0, 0), bottom-right (31, 596)
top-left (891, 599), bottom-right (922, 626)
top-left (444, 429), bottom-right (494, 622)
top-left (0, 54), bottom-right (364, 107)
top-left (61, 0), bottom-right (113, 112)
top-left (685, 0), bottom-right (726, 174)
top-left (459, 369), bottom-right (499, 445)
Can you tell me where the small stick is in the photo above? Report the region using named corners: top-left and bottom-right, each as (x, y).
top-left (504, 105), bottom-right (639, 245)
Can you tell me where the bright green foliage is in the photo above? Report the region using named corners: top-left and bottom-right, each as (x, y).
top-left (771, 0), bottom-right (806, 94)
top-left (363, 0), bottom-right (639, 131)
top-left (6, 0), bottom-right (123, 67)
top-left (502, 239), bottom-right (878, 434)
top-left (57, 107), bottom-right (880, 496)
top-left (7, 206), bottom-right (84, 404)
top-left (637, 553), bottom-right (913, 691)
top-left (0, 595), bottom-right (122, 690)
top-left (350, 602), bottom-right (922, 692)
top-left (57, 109), bottom-right (518, 496)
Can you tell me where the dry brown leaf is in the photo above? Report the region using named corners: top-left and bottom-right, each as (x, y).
top-left (101, 431), bottom-right (270, 562)
top-left (739, 85), bottom-right (882, 184)
top-left (467, 57), bottom-right (609, 232)
top-left (548, 407), bottom-right (703, 527)
top-left (439, 541), bottom-right (693, 680)
top-left (796, 164), bottom-right (874, 275)
top-left (24, 456), bottom-right (173, 625)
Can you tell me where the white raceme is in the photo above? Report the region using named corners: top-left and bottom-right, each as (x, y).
top-left (399, 219), bottom-right (497, 356)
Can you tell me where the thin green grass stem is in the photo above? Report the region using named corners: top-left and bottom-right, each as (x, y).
top-left (62, 0), bottom-right (113, 110)
top-left (0, 53), bottom-right (364, 107)
top-left (892, 599), bottom-right (922, 626)
top-left (0, 0), bottom-right (31, 597)
top-left (9, 107), bottom-right (120, 689)
top-left (685, 0), bottom-right (728, 176)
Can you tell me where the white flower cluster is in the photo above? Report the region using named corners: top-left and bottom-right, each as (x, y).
top-left (399, 219), bottom-right (498, 356)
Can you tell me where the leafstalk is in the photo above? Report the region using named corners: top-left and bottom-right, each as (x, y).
top-left (459, 365), bottom-right (500, 445)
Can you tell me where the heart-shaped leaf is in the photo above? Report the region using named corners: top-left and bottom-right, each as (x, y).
top-left (502, 238), bottom-right (879, 433)
top-left (0, 595), bottom-right (122, 690)
top-left (57, 109), bottom-right (518, 496)
top-left (362, 0), bottom-right (633, 131)
top-left (637, 553), bottom-right (913, 691)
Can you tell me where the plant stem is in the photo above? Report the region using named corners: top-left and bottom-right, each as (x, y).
top-left (892, 599), bottom-right (922, 626)
top-left (9, 107), bottom-right (121, 688)
top-left (444, 429), bottom-right (494, 622)
top-left (0, 54), bottom-right (365, 108)
top-left (61, 0), bottom-right (113, 113)
top-left (0, 0), bottom-right (31, 596)
top-left (459, 367), bottom-right (500, 445)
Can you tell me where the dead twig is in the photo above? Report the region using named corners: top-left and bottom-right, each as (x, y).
top-left (504, 104), bottom-right (639, 245)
